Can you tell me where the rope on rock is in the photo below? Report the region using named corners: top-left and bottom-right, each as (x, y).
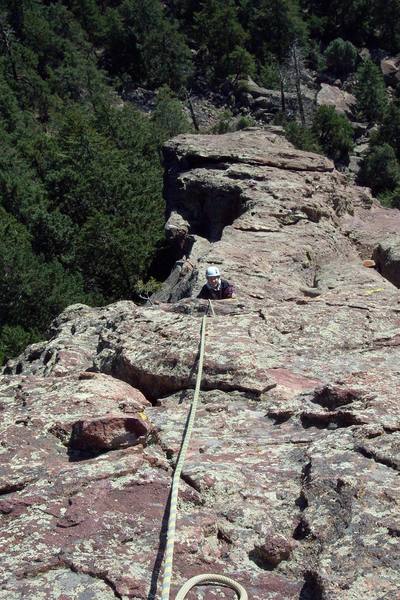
top-left (160, 301), bottom-right (247, 600)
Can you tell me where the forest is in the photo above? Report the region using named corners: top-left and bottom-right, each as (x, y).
top-left (1, 0), bottom-right (400, 363)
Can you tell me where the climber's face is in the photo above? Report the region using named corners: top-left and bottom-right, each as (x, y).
top-left (207, 275), bottom-right (220, 289)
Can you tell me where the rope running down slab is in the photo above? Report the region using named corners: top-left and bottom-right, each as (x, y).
top-left (160, 303), bottom-right (248, 600)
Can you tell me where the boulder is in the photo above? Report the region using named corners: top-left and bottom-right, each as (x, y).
top-left (373, 235), bottom-right (400, 287)
top-left (380, 55), bottom-right (400, 85)
top-left (316, 83), bottom-right (356, 116)
top-left (236, 78), bottom-right (316, 122)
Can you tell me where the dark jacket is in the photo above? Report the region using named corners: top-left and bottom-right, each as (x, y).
top-left (197, 279), bottom-right (234, 300)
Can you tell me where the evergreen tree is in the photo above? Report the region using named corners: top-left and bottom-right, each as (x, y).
top-left (249, 0), bottom-right (307, 63)
top-left (104, 0), bottom-right (193, 90)
top-left (0, 207), bottom-right (89, 334)
top-left (358, 143), bottom-right (400, 194)
top-left (378, 101), bottom-right (400, 159)
top-left (226, 47), bottom-right (256, 82)
top-left (312, 106), bottom-right (354, 161)
top-left (300, 0), bottom-right (372, 46)
top-left (355, 59), bottom-right (387, 122)
top-left (285, 121), bottom-right (322, 154)
top-left (193, 0), bottom-right (247, 79)
top-left (372, 0), bottom-right (400, 53)
top-left (151, 86), bottom-right (191, 139)
top-left (323, 38), bottom-right (358, 76)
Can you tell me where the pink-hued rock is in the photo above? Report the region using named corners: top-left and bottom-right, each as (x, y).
top-left (380, 55), bottom-right (400, 85)
top-left (316, 83), bottom-right (357, 116)
top-left (2, 129), bottom-right (400, 599)
top-left (67, 414), bottom-right (151, 452)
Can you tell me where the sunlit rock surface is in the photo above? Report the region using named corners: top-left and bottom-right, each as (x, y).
top-left (2, 129), bottom-right (400, 600)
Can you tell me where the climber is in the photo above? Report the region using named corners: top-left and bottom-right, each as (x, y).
top-left (197, 266), bottom-right (235, 300)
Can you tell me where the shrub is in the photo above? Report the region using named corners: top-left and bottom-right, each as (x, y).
top-left (236, 115), bottom-right (256, 129)
top-left (212, 110), bottom-right (235, 134)
top-left (355, 59), bottom-right (387, 122)
top-left (378, 188), bottom-right (400, 209)
top-left (151, 85), bottom-right (191, 139)
top-left (284, 121), bottom-right (322, 153)
top-left (377, 101), bottom-right (400, 159)
top-left (226, 47), bottom-right (256, 82)
top-left (0, 325), bottom-right (40, 366)
top-left (312, 106), bottom-right (354, 161)
top-left (323, 38), bottom-right (358, 76)
top-left (358, 143), bottom-right (400, 194)
top-left (258, 61), bottom-right (281, 90)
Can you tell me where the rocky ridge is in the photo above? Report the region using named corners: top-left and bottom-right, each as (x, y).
top-left (1, 129), bottom-right (400, 600)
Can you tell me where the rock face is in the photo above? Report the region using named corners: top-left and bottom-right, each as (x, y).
top-left (316, 83), bottom-right (356, 116)
top-left (2, 129), bottom-right (400, 600)
top-left (380, 55), bottom-right (400, 86)
top-left (236, 78), bottom-right (316, 122)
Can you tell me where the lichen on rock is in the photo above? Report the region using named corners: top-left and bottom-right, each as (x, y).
top-left (1, 129), bottom-right (400, 599)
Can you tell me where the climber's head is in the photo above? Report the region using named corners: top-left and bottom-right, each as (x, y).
top-left (206, 266), bottom-right (220, 289)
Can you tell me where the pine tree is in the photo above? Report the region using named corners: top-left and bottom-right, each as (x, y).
top-left (355, 59), bottom-right (387, 122)
top-left (359, 143), bottom-right (400, 194)
top-left (249, 0), bottom-right (307, 63)
top-left (378, 102), bottom-right (400, 159)
top-left (312, 106), bottom-right (354, 161)
top-left (323, 38), bottom-right (358, 76)
top-left (193, 0), bottom-right (247, 79)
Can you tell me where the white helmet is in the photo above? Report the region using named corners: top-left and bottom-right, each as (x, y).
top-left (206, 266), bottom-right (220, 278)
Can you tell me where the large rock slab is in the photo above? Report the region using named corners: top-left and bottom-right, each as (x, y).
top-left (380, 55), bottom-right (400, 85)
top-left (316, 83), bottom-right (356, 116)
top-left (2, 129), bottom-right (400, 599)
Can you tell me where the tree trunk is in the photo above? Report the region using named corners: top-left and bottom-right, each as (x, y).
top-left (292, 44), bottom-right (306, 126)
top-left (186, 91), bottom-right (200, 132)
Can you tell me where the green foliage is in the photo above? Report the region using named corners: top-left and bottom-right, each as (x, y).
top-left (212, 110), bottom-right (235, 134)
top-left (302, 0), bottom-right (400, 56)
top-left (323, 38), bottom-right (358, 76)
top-left (355, 59), bottom-right (388, 122)
top-left (236, 115), bottom-right (256, 129)
top-left (226, 47), bottom-right (256, 81)
top-left (371, 0), bottom-right (400, 53)
top-left (211, 110), bottom-right (255, 134)
top-left (0, 1), bottom-right (177, 364)
top-left (307, 39), bottom-right (326, 71)
top-left (0, 325), bottom-right (40, 366)
top-left (151, 86), bottom-right (191, 139)
top-left (258, 54), bottom-right (281, 89)
top-left (359, 143), bottom-right (400, 195)
top-left (103, 0), bottom-right (193, 90)
top-left (377, 102), bottom-right (400, 159)
top-left (378, 188), bottom-right (400, 209)
top-left (284, 120), bottom-right (322, 153)
top-left (248, 0), bottom-right (307, 62)
top-left (301, 0), bottom-right (373, 46)
top-left (193, 0), bottom-right (247, 80)
top-left (312, 106), bottom-right (354, 161)
top-left (0, 207), bottom-right (89, 333)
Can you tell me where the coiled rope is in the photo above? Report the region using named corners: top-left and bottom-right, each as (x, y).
top-left (160, 301), bottom-right (248, 600)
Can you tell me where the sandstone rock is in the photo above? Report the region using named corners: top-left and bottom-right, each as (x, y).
top-left (380, 55), bottom-right (400, 85)
top-left (236, 78), bottom-right (316, 123)
top-left (2, 129), bottom-right (400, 600)
top-left (252, 534), bottom-right (295, 567)
top-left (316, 83), bottom-right (356, 116)
top-left (373, 236), bottom-right (400, 288)
top-left (341, 199), bottom-right (400, 258)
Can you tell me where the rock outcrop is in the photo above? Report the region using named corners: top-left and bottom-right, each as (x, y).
top-left (316, 83), bottom-right (356, 117)
top-left (2, 129), bottom-right (400, 600)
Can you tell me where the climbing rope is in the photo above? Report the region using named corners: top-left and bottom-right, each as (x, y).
top-left (160, 302), bottom-right (248, 600)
